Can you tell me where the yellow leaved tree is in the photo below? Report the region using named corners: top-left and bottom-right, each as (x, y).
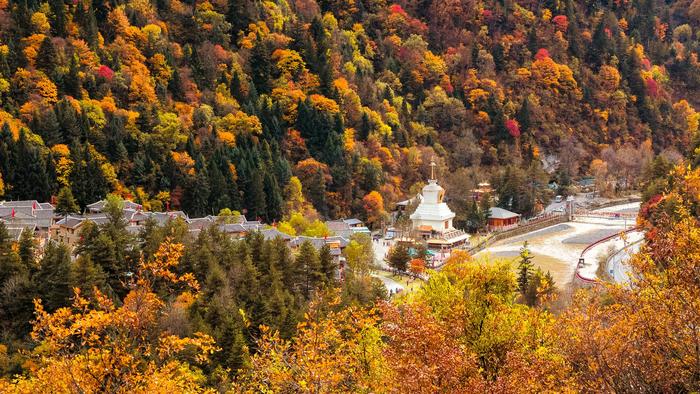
top-left (0, 239), bottom-right (217, 394)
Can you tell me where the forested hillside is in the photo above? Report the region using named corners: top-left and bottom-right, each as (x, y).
top-left (0, 0), bottom-right (699, 220)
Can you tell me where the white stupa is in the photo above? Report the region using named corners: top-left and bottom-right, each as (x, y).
top-left (410, 160), bottom-right (469, 250)
top-left (410, 160), bottom-right (455, 232)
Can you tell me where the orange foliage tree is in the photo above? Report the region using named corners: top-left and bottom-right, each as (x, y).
top-left (0, 239), bottom-right (217, 393)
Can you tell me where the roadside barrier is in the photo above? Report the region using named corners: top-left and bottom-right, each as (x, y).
top-left (573, 227), bottom-right (640, 286)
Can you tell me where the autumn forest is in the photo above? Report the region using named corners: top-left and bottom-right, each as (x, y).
top-left (1, 0), bottom-right (700, 391)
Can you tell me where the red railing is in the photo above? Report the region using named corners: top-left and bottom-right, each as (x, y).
top-left (574, 227), bottom-right (640, 284)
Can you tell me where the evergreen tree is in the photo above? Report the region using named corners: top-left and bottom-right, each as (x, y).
top-left (319, 244), bottom-right (336, 285)
top-left (0, 222), bottom-right (34, 339)
top-left (588, 18), bottom-right (611, 68)
top-left (35, 36), bottom-right (58, 77)
top-left (69, 255), bottom-right (107, 295)
top-left (83, 1), bottom-right (99, 49)
top-left (185, 156), bottom-right (211, 217)
top-left (517, 242), bottom-right (534, 297)
top-left (49, 0), bottom-right (67, 36)
top-left (69, 142), bottom-right (109, 208)
top-left (479, 193), bottom-right (492, 230)
top-left (244, 167), bottom-right (267, 221)
top-left (55, 186), bottom-right (80, 216)
top-left (0, 123), bottom-right (15, 195)
top-left (227, 0), bottom-right (256, 41)
top-left (34, 241), bottom-right (73, 312)
top-left (75, 196), bottom-right (137, 299)
top-left (358, 112), bottom-right (371, 141)
top-left (465, 199), bottom-right (482, 233)
top-left (207, 154), bottom-right (230, 214)
top-left (0, 222), bottom-right (24, 285)
top-left (565, 0), bottom-right (583, 58)
top-left (31, 106), bottom-right (62, 146)
top-left (516, 96), bottom-right (531, 134)
top-left (296, 241), bottom-right (321, 300)
top-left (524, 269), bottom-right (556, 307)
top-left (11, 130), bottom-right (50, 201)
top-left (250, 38), bottom-right (271, 94)
top-left (64, 54), bottom-right (82, 98)
top-left (387, 243), bottom-right (410, 272)
top-left (262, 169), bottom-right (283, 222)
top-left (18, 228), bottom-right (36, 272)
top-left (56, 98), bottom-right (82, 141)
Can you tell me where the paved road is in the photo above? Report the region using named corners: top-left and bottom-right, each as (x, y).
top-left (607, 235), bottom-right (643, 285)
top-left (372, 273), bottom-right (404, 293)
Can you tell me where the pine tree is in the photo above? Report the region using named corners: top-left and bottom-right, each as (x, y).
top-left (49, 0), bottom-right (67, 36)
top-left (18, 228), bottom-right (36, 272)
top-left (516, 96), bottom-right (531, 135)
top-left (69, 255), bottom-right (107, 295)
top-left (0, 222), bottom-right (34, 339)
top-left (517, 242), bottom-right (534, 297)
top-left (479, 193), bottom-right (492, 230)
top-left (358, 112), bottom-right (371, 141)
top-left (55, 186), bottom-right (80, 216)
top-left (36, 36), bottom-right (58, 77)
top-left (83, 1), bottom-right (99, 49)
top-left (34, 241), bottom-right (72, 312)
top-left (296, 241), bottom-right (321, 299)
top-left (387, 243), bottom-right (410, 272)
top-left (263, 169), bottom-right (283, 222)
top-left (32, 106), bottom-right (62, 146)
top-left (207, 154), bottom-right (230, 214)
top-left (244, 167), bottom-right (267, 221)
top-left (69, 142), bottom-right (109, 208)
top-left (0, 222), bottom-right (24, 285)
top-left (64, 54), bottom-right (82, 98)
top-left (185, 156), bottom-right (211, 217)
top-left (229, 70), bottom-right (244, 102)
top-left (319, 244), bottom-right (336, 285)
top-left (56, 98), bottom-right (82, 141)
top-left (250, 38), bottom-right (271, 94)
top-left (11, 130), bottom-right (50, 201)
top-left (565, 0), bottom-right (583, 58)
top-left (588, 18), bottom-right (610, 68)
top-left (0, 123), bottom-right (15, 195)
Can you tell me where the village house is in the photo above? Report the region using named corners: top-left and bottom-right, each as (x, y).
top-left (290, 235), bottom-right (350, 280)
top-left (326, 218), bottom-right (370, 238)
top-left (470, 181), bottom-right (494, 201)
top-left (488, 207), bottom-right (521, 231)
top-left (0, 200), bottom-right (57, 240)
top-left (50, 216), bottom-right (88, 249)
top-left (86, 199), bottom-right (143, 213)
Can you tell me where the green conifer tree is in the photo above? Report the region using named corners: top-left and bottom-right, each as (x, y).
top-left (55, 186), bottom-right (80, 216)
top-left (34, 242), bottom-right (72, 312)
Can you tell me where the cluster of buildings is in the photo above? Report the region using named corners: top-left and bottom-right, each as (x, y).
top-left (397, 162), bottom-right (524, 255)
top-left (1, 162), bottom-right (528, 277)
top-left (0, 199), bottom-right (378, 281)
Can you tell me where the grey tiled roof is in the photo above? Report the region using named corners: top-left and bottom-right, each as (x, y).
top-left (489, 207), bottom-right (521, 219)
top-left (290, 235), bottom-right (349, 249)
top-left (55, 216), bottom-right (86, 229)
top-left (261, 228), bottom-right (293, 241)
top-left (86, 199), bottom-right (144, 212)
